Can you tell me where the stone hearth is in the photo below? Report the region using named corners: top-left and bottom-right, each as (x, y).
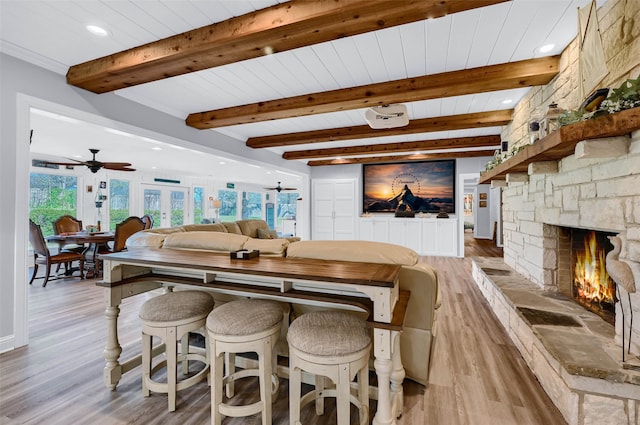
top-left (472, 256), bottom-right (640, 425)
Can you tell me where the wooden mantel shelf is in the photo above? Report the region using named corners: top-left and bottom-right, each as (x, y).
top-left (478, 107), bottom-right (640, 184)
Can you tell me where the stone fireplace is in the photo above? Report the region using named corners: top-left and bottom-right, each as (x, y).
top-left (501, 132), bottom-right (640, 357)
top-left (473, 131), bottom-right (640, 424)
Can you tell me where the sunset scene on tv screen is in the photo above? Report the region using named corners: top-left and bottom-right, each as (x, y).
top-left (363, 160), bottom-right (455, 213)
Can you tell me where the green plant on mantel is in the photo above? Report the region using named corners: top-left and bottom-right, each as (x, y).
top-left (484, 144), bottom-right (526, 171)
top-left (558, 75), bottom-right (640, 126)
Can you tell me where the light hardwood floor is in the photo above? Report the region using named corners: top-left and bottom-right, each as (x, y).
top-left (1, 236), bottom-right (566, 424)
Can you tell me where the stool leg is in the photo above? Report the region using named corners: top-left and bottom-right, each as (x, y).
top-left (142, 333), bottom-right (152, 397)
top-left (225, 352), bottom-right (235, 398)
top-left (289, 359), bottom-right (302, 425)
top-left (315, 375), bottom-right (325, 415)
top-left (166, 327), bottom-right (177, 412)
top-left (336, 364), bottom-right (350, 425)
top-left (358, 365), bottom-right (370, 424)
top-left (211, 346), bottom-right (224, 425)
top-left (180, 333), bottom-right (189, 375)
top-left (260, 337), bottom-right (273, 425)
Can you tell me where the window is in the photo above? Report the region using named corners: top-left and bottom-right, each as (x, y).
top-left (109, 179), bottom-right (130, 230)
top-left (217, 189), bottom-right (237, 222)
top-left (277, 192), bottom-right (298, 220)
top-left (242, 191), bottom-right (262, 220)
top-left (29, 173), bottom-right (78, 236)
top-left (194, 187), bottom-right (204, 224)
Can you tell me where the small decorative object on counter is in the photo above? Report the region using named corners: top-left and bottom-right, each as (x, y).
top-left (528, 120), bottom-right (540, 144)
top-left (538, 102), bottom-right (564, 139)
top-left (230, 249), bottom-right (260, 260)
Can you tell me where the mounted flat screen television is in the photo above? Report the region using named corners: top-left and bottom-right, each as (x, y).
top-left (362, 159), bottom-right (456, 214)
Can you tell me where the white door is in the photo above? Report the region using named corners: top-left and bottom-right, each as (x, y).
top-left (142, 184), bottom-right (189, 228)
top-left (312, 179), bottom-right (356, 240)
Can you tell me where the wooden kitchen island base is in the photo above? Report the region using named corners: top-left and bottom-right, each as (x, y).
top-left (98, 248), bottom-right (409, 425)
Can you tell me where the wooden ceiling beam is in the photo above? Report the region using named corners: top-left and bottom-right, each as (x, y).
top-left (247, 110), bottom-right (513, 148)
top-left (188, 56), bottom-right (556, 129)
top-left (67, 0), bottom-right (507, 93)
top-left (282, 135), bottom-right (501, 160)
top-left (307, 150), bottom-right (496, 166)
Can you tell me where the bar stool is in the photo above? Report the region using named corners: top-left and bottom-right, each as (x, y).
top-left (139, 290), bottom-right (215, 412)
top-left (288, 310), bottom-right (372, 425)
top-left (206, 299), bottom-right (283, 425)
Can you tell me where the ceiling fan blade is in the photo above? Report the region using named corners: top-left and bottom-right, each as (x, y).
top-left (103, 164), bottom-right (136, 171)
top-left (101, 161), bottom-right (133, 167)
top-left (41, 160), bottom-right (85, 167)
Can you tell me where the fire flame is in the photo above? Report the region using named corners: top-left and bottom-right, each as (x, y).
top-left (574, 231), bottom-right (614, 303)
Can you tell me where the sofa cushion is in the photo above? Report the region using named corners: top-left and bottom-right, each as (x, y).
top-left (163, 231), bottom-right (249, 252)
top-left (257, 228), bottom-right (279, 239)
top-left (244, 238), bottom-right (289, 256)
top-left (236, 219), bottom-right (270, 238)
top-left (181, 223), bottom-right (228, 233)
top-left (286, 240), bottom-right (419, 266)
top-left (221, 222), bottom-right (242, 235)
top-left (143, 227), bottom-right (185, 235)
top-left (125, 231), bottom-right (167, 249)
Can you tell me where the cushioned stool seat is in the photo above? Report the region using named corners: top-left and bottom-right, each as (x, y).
top-left (288, 310), bottom-right (372, 425)
top-left (206, 299), bottom-right (284, 425)
top-left (139, 290), bottom-right (215, 412)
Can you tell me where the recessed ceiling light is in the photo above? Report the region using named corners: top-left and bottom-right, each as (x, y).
top-left (151, 166), bottom-right (157, 169)
top-left (86, 24), bottom-right (110, 37)
top-left (219, 161), bottom-right (226, 165)
top-left (539, 44), bottom-right (555, 53)
top-left (502, 99), bottom-right (513, 104)
top-left (151, 146), bottom-right (162, 151)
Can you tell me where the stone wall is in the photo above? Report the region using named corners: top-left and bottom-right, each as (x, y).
top-left (501, 0), bottom-right (640, 149)
top-left (499, 0), bottom-right (640, 354)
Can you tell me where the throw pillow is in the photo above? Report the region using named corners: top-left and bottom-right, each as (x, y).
top-left (257, 228), bottom-right (279, 239)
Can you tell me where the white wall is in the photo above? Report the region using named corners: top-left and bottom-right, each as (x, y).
top-left (310, 157), bottom-right (492, 217)
top-left (0, 53), bottom-right (308, 352)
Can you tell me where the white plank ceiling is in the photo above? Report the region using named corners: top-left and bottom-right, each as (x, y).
top-left (1, 0), bottom-right (604, 178)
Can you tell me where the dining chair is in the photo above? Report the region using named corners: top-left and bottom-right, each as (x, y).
top-left (110, 216), bottom-right (146, 253)
top-left (141, 214), bottom-right (154, 230)
top-left (52, 215), bottom-right (85, 272)
top-left (29, 219), bottom-right (85, 287)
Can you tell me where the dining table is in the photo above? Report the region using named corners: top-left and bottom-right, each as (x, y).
top-left (47, 231), bottom-right (115, 278)
top-left (97, 248), bottom-right (410, 425)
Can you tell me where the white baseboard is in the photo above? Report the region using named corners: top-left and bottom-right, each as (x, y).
top-left (0, 334), bottom-right (16, 354)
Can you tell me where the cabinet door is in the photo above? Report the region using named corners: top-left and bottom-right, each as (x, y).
top-left (422, 220), bottom-right (438, 255)
top-left (388, 219), bottom-right (405, 246)
top-left (358, 219), bottom-right (375, 241)
top-left (404, 219), bottom-right (422, 253)
top-left (372, 217), bottom-right (388, 243)
top-left (437, 220), bottom-right (457, 256)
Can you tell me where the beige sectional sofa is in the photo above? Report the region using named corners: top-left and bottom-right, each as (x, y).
top-left (125, 221), bottom-right (440, 386)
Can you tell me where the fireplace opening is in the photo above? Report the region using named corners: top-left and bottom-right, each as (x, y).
top-left (570, 229), bottom-right (616, 325)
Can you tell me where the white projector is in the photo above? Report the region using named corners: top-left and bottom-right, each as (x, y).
top-left (365, 104), bottom-right (409, 129)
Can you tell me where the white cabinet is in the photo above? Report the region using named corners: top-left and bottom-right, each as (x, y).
top-left (435, 219), bottom-right (457, 257)
top-left (312, 179), bottom-right (356, 240)
top-left (388, 218), bottom-right (421, 253)
top-left (359, 217), bottom-right (388, 242)
top-left (356, 216), bottom-right (458, 256)
top-left (421, 220), bottom-right (438, 255)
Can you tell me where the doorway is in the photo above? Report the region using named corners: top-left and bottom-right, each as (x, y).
top-left (142, 184), bottom-right (189, 228)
